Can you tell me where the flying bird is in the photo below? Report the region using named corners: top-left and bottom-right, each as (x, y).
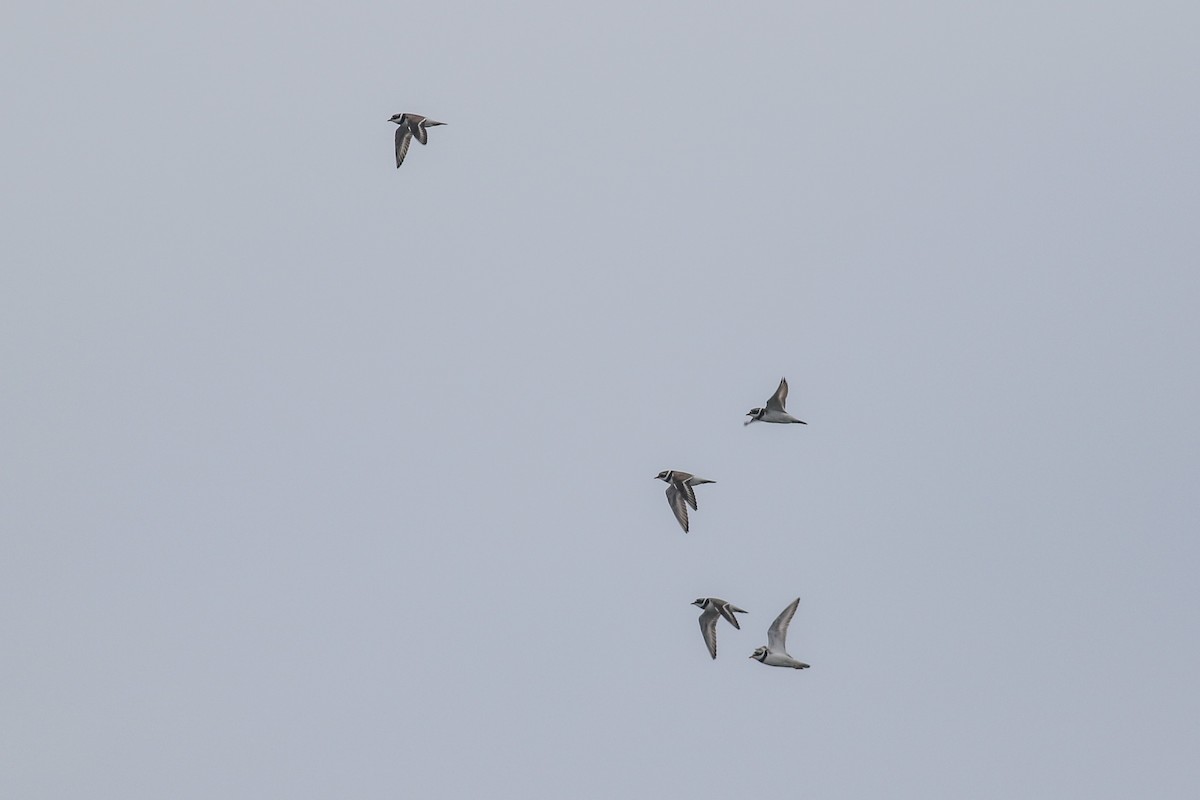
top-left (745, 378), bottom-right (807, 426)
top-left (388, 113), bottom-right (446, 168)
top-left (692, 597), bottom-right (747, 659)
top-left (749, 597), bottom-right (810, 669)
top-left (654, 470), bottom-right (715, 533)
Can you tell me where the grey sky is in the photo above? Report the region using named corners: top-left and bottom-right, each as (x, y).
top-left (3, 1), bottom-right (1198, 797)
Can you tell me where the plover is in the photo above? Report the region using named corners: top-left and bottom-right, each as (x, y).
top-left (745, 378), bottom-right (807, 426)
top-left (654, 470), bottom-right (715, 533)
top-left (749, 597), bottom-right (810, 669)
top-left (692, 597), bottom-right (747, 659)
top-left (388, 113), bottom-right (446, 168)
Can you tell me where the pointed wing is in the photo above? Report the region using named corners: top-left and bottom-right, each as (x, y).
top-left (766, 378), bottom-right (789, 413)
top-left (395, 126), bottom-right (413, 167)
top-left (718, 602), bottom-right (745, 630)
top-left (665, 484), bottom-right (689, 532)
top-left (767, 597), bottom-right (800, 652)
top-left (413, 118), bottom-right (429, 145)
top-left (679, 480), bottom-right (699, 511)
top-left (698, 607), bottom-right (720, 659)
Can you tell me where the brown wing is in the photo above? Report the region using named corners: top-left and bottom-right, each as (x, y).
top-left (698, 609), bottom-right (719, 659)
top-left (718, 602), bottom-right (745, 630)
top-left (679, 481), bottom-right (699, 511)
top-left (665, 484), bottom-right (689, 533)
top-left (395, 126), bottom-right (413, 168)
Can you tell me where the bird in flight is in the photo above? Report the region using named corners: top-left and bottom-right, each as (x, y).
top-left (745, 378), bottom-right (807, 426)
top-left (692, 597), bottom-right (747, 659)
top-left (388, 113), bottom-right (446, 168)
top-left (654, 470), bottom-right (715, 533)
top-left (749, 597), bottom-right (810, 669)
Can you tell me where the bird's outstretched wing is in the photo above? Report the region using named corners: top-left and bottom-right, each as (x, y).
top-left (666, 484), bottom-right (689, 533)
top-left (766, 378), bottom-right (789, 412)
top-left (698, 608), bottom-right (720, 659)
top-left (395, 125), bottom-right (413, 168)
top-left (767, 597), bottom-right (800, 652)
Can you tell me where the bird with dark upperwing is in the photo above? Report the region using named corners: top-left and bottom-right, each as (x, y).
top-left (653, 470), bottom-right (715, 533)
top-left (691, 597), bottom-right (747, 659)
top-left (388, 113), bottom-right (446, 168)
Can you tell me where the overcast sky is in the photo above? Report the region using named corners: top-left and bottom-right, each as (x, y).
top-left (3, 1), bottom-right (1198, 797)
